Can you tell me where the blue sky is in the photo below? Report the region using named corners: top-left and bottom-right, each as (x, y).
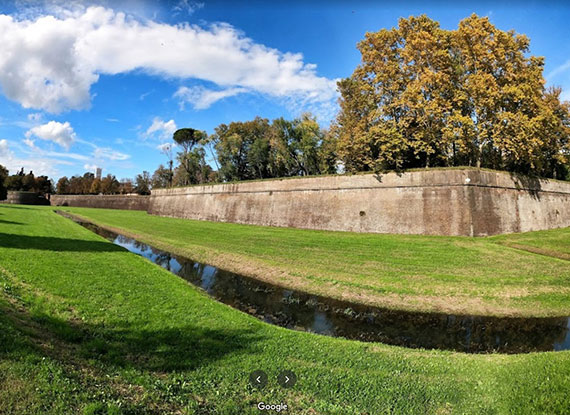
top-left (0, 0), bottom-right (569, 181)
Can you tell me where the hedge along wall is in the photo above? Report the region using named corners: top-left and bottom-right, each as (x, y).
top-left (147, 168), bottom-right (570, 236)
top-left (50, 194), bottom-right (149, 211)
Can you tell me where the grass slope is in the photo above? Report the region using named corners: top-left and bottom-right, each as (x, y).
top-left (56, 206), bottom-right (570, 317)
top-left (492, 227), bottom-right (570, 261)
top-left (0, 205), bottom-right (569, 414)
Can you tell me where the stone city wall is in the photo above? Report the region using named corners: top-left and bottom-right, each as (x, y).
top-left (50, 194), bottom-right (149, 211)
top-left (2, 191), bottom-right (50, 205)
top-left (147, 169), bottom-right (570, 236)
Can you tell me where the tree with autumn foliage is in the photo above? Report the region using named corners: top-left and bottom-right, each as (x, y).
top-left (335, 14), bottom-right (570, 179)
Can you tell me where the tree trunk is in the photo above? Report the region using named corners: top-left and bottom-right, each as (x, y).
top-left (476, 142), bottom-right (483, 168)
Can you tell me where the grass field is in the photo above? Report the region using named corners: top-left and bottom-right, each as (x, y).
top-left (54, 206), bottom-right (570, 317)
top-left (492, 227), bottom-right (570, 261)
top-left (1, 205), bottom-right (570, 414)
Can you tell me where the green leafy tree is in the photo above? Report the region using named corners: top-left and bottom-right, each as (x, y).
top-left (151, 164), bottom-right (172, 189)
top-left (34, 175), bottom-right (53, 194)
top-left (293, 114), bottom-right (323, 175)
top-left (270, 114), bottom-right (323, 176)
top-left (100, 174), bottom-right (120, 195)
top-left (173, 128), bottom-right (208, 184)
top-left (5, 175), bottom-right (23, 191)
top-left (119, 179), bottom-right (134, 194)
top-left (90, 178), bottom-right (102, 194)
top-left (56, 177), bottom-right (70, 194)
top-left (4, 170), bottom-right (52, 193)
top-left (159, 143), bottom-right (175, 187)
top-left (0, 164), bottom-right (8, 199)
top-left (176, 148), bottom-right (212, 185)
top-left (22, 171), bottom-right (36, 191)
top-left (68, 176), bottom-right (82, 194)
top-left (318, 129), bottom-right (339, 174)
top-left (173, 128), bottom-right (206, 153)
top-left (214, 117), bottom-right (272, 181)
top-left (134, 171), bottom-right (151, 195)
top-left (67, 173), bottom-right (95, 195)
top-left (81, 173), bottom-right (95, 194)
top-left (248, 133), bottom-right (271, 179)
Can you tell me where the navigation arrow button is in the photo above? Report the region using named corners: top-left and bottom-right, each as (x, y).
top-left (277, 370), bottom-right (297, 388)
top-left (249, 370), bottom-right (268, 388)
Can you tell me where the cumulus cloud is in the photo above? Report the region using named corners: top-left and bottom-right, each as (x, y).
top-left (145, 117), bottom-right (177, 140)
top-left (0, 6), bottom-right (339, 116)
top-left (25, 121), bottom-right (77, 149)
top-left (84, 163), bottom-right (98, 171)
top-left (174, 85), bottom-right (248, 109)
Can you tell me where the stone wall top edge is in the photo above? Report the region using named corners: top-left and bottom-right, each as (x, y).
top-left (51, 194), bottom-right (150, 199)
top-left (150, 169), bottom-right (570, 196)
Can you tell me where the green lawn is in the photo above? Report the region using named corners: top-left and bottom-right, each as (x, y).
top-left (492, 227), bottom-right (570, 261)
top-left (55, 206), bottom-right (570, 317)
top-left (0, 204), bottom-right (570, 414)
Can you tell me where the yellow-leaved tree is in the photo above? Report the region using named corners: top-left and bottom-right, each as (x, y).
top-left (335, 14), bottom-right (570, 179)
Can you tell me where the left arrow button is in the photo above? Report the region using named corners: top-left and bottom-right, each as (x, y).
top-left (249, 370), bottom-right (268, 388)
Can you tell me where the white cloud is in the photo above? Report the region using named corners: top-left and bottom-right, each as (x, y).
top-left (145, 117), bottom-right (177, 140)
top-left (105, 118), bottom-right (119, 122)
top-left (23, 137), bottom-right (36, 148)
top-left (139, 90), bottom-right (154, 100)
top-left (0, 6), bottom-right (339, 116)
top-left (156, 142), bottom-right (176, 152)
top-left (83, 163), bottom-right (98, 171)
top-left (174, 85), bottom-right (248, 109)
top-left (93, 146), bottom-right (130, 161)
top-left (27, 112), bottom-right (44, 122)
top-left (172, 0), bottom-right (204, 16)
top-left (25, 120), bottom-right (77, 149)
top-left (0, 139), bottom-right (10, 157)
top-left (45, 151), bottom-right (89, 161)
top-left (547, 59), bottom-right (570, 80)
top-left (0, 138), bottom-right (70, 176)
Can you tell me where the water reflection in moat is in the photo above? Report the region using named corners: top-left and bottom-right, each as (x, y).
top-left (62, 213), bottom-right (570, 354)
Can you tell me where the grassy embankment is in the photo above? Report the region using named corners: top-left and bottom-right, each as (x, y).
top-left (57, 206), bottom-right (570, 317)
top-left (0, 205), bottom-right (569, 414)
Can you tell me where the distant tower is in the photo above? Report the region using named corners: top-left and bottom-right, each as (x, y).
top-left (96, 167), bottom-right (102, 180)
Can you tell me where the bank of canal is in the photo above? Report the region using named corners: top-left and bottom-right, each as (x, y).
top-left (58, 211), bottom-right (570, 354)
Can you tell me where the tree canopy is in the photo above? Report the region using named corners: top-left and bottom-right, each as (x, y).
top-left (212, 114), bottom-right (336, 182)
top-left (134, 171), bottom-right (151, 195)
top-left (334, 14), bottom-right (570, 179)
top-left (152, 114), bottom-right (335, 188)
top-left (0, 164), bottom-right (8, 199)
top-left (3, 168), bottom-right (53, 194)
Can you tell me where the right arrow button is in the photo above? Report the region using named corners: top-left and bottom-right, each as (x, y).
top-left (277, 370), bottom-right (297, 388)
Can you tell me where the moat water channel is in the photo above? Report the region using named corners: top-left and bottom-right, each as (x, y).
top-left (59, 211), bottom-right (570, 354)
